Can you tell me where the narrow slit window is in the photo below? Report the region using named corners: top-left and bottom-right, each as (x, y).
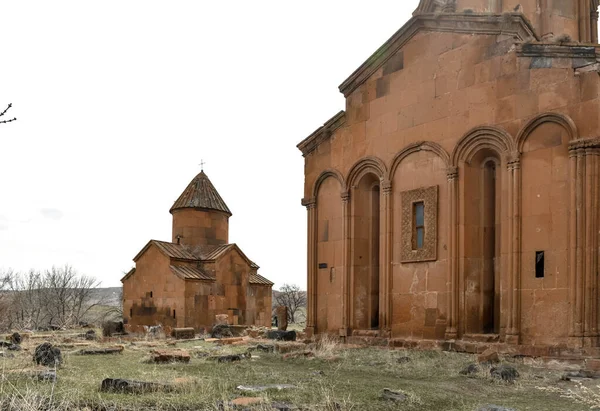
top-left (173, 309), bottom-right (176, 319)
top-left (130, 308), bottom-right (133, 318)
top-left (413, 201), bottom-right (425, 250)
top-left (535, 251), bottom-right (545, 278)
top-left (150, 291), bottom-right (153, 298)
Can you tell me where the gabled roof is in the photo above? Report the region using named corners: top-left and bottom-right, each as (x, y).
top-left (133, 240), bottom-right (198, 262)
top-left (130, 240), bottom-right (266, 282)
top-left (170, 265), bottom-right (215, 281)
top-left (170, 171), bottom-right (232, 216)
top-left (249, 273), bottom-right (274, 286)
top-left (121, 268), bottom-right (135, 282)
top-left (338, 13), bottom-right (538, 97)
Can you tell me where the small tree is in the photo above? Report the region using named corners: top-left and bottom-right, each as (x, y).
top-left (274, 284), bottom-right (306, 324)
top-left (0, 103), bottom-right (16, 124)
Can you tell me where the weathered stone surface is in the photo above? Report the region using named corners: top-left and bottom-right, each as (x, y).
top-left (152, 349), bottom-right (190, 363)
top-left (79, 346), bottom-right (124, 355)
top-left (100, 378), bottom-right (172, 394)
top-left (459, 363), bottom-right (480, 376)
top-left (276, 306), bottom-right (288, 331)
top-left (282, 351), bottom-right (315, 360)
top-left (83, 330), bottom-right (96, 340)
top-left (561, 370), bottom-right (600, 381)
top-left (215, 314), bottom-right (229, 325)
top-left (490, 365), bottom-right (519, 382)
top-left (216, 353), bottom-right (250, 363)
top-left (7, 344), bottom-right (21, 351)
top-left (171, 327), bottom-right (195, 340)
top-left (381, 388), bottom-right (407, 402)
top-left (211, 324), bottom-right (233, 338)
top-left (396, 356), bottom-right (411, 364)
top-left (33, 343), bottom-right (62, 367)
top-left (230, 397), bottom-right (263, 406)
top-left (249, 344), bottom-right (275, 353)
top-left (10, 332), bottom-right (22, 345)
top-left (478, 349), bottom-right (500, 364)
top-left (267, 330), bottom-right (296, 341)
top-left (37, 370), bottom-right (57, 382)
top-left (236, 384), bottom-right (296, 392)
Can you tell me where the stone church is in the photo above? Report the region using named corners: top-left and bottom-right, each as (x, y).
top-left (298, 0), bottom-right (600, 350)
top-left (122, 171), bottom-right (273, 332)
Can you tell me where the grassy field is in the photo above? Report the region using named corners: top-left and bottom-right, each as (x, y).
top-left (0, 331), bottom-right (592, 410)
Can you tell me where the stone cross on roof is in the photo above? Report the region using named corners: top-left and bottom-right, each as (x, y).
top-left (199, 159), bottom-right (206, 171)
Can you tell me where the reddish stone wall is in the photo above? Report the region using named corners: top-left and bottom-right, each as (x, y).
top-left (302, 27), bottom-right (600, 347)
top-left (214, 247), bottom-right (250, 325)
top-left (246, 284), bottom-right (272, 327)
top-left (123, 245), bottom-right (183, 328)
top-left (391, 151), bottom-right (448, 340)
top-left (171, 208), bottom-right (229, 246)
top-left (315, 177), bottom-right (344, 332)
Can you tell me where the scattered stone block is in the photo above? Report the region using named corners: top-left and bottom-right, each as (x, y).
top-left (171, 327), bottom-right (195, 340)
top-left (217, 354), bottom-right (247, 363)
top-left (275, 342), bottom-right (306, 354)
top-left (236, 384), bottom-right (296, 392)
top-left (267, 330), bottom-right (296, 341)
top-left (478, 348), bottom-right (500, 364)
top-left (79, 346), bottom-right (124, 355)
top-left (249, 344), bottom-right (275, 353)
top-left (562, 370), bottom-right (600, 381)
top-left (586, 359), bottom-right (600, 372)
top-left (276, 306), bottom-right (288, 331)
top-left (34, 343), bottom-right (62, 367)
top-left (381, 388), bottom-right (407, 402)
top-left (10, 333), bottom-right (22, 345)
top-left (217, 337), bottom-right (245, 345)
top-left (8, 344), bottom-right (21, 351)
top-left (490, 365), bottom-right (519, 382)
top-left (100, 378), bottom-right (172, 394)
top-left (151, 350), bottom-right (191, 363)
top-left (211, 324), bottom-right (233, 338)
top-left (396, 356), bottom-right (411, 364)
top-left (459, 363), bottom-right (480, 376)
top-left (230, 397), bottom-right (263, 406)
top-left (37, 370), bottom-right (57, 382)
top-left (215, 314), bottom-right (229, 325)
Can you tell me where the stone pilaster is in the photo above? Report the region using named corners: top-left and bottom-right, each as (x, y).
top-left (506, 157), bottom-right (521, 344)
top-left (340, 191), bottom-right (351, 337)
top-left (592, 11), bottom-right (599, 43)
top-left (445, 166), bottom-right (459, 340)
top-left (568, 138), bottom-right (600, 347)
top-left (380, 180), bottom-right (393, 336)
top-left (302, 197), bottom-right (317, 337)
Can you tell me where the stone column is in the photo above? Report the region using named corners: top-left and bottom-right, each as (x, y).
top-left (340, 191), bottom-right (351, 337)
top-left (569, 149), bottom-right (580, 340)
top-left (302, 197), bottom-right (317, 337)
top-left (592, 11), bottom-right (599, 44)
top-left (506, 158), bottom-right (521, 344)
top-left (583, 146), bottom-right (599, 347)
top-left (445, 167), bottom-right (459, 340)
top-left (380, 180), bottom-right (393, 337)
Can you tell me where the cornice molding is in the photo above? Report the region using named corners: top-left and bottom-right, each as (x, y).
top-left (338, 13), bottom-right (538, 98)
top-left (297, 111), bottom-right (346, 157)
top-left (517, 43), bottom-right (597, 59)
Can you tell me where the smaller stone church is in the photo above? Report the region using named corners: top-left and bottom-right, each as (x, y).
top-left (122, 171), bottom-right (273, 332)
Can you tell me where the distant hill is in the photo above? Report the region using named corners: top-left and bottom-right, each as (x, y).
top-left (91, 287), bottom-right (121, 306)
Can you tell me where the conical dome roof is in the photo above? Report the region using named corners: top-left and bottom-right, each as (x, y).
top-left (169, 171), bottom-right (232, 216)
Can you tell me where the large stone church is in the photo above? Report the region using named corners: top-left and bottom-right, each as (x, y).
top-left (122, 171), bottom-right (273, 332)
top-left (298, 0), bottom-right (600, 350)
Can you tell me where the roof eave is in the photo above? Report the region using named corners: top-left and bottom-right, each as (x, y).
top-left (297, 111), bottom-right (346, 156)
top-left (338, 13), bottom-right (539, 98)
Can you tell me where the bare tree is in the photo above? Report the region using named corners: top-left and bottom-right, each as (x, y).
top-left (0, 103), bottom-right (16, 124)
top-left (274, 284), bottom-right (306, 324)
top-left (0, 265), bottom-right (104, 331)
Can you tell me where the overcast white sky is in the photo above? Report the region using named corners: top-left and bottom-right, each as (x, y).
top-left (0, 1), bottom-right (419, 288)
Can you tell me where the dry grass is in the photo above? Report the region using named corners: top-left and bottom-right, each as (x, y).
top-left (0, 330), bottom-right (595, 410)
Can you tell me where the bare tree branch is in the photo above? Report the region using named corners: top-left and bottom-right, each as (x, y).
top-left (0, 103), bottom-right (16, 124)
top-left (274, 284), bottom-right (306, 324)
